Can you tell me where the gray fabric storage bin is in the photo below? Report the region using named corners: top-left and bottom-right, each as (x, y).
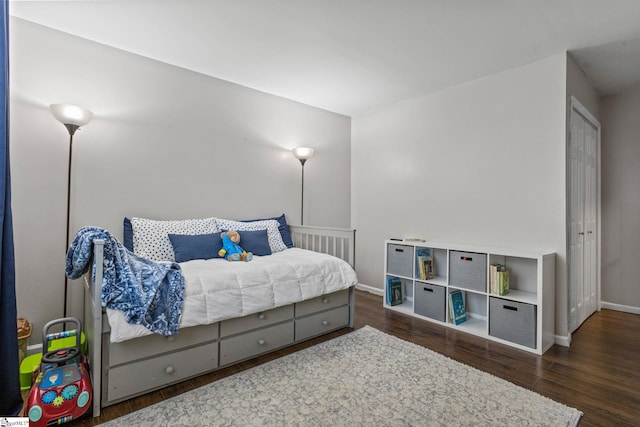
top-left (489, 297), bottom-right (537, 349)
top-left (449, 250), bottom-right (487, 292)
top-left (386, 244), bottom-right (413, 278)
top-left (414, 283), bottom-right (446, 322)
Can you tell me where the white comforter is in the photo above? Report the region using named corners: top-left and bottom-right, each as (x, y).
top-left (106, 248), bottom-right (358, 342)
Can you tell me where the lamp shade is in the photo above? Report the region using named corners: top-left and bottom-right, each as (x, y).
top-left (50, 104), bottom-right (93, 127)
top-left (292, 147), bottom-right (314, 160)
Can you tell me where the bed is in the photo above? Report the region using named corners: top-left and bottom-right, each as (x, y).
top-left (79, 217), bottom-right (357, 417)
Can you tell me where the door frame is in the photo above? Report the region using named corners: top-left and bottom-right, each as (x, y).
top-left (567, 95), bottom-right (602, 335)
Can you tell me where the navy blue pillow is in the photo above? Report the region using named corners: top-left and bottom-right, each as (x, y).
top-left (236, 229), bottom-right (272, 256)
top-left (123, 217), bottom-right (134, 251)
top-left (242, 213), bottom-right (294, 248)
top-left (168, 233), bottom-right (223, 263)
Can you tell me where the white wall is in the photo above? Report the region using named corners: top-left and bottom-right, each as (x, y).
top-left (600, 85), bottom-right (640, 311)
top-left (566, 54), bottom-right (601, 121)
top-left (10, 18), bottom-right (351, 337)
top-left (352, 54), bottom-right (570, 337)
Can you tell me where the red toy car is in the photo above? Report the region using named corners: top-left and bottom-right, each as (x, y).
top-left (26, 318), bottom-right (92, 426)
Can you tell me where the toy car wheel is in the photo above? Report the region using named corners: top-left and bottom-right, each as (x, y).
top-left (77, 391), bottom-right (90, 408)
top-left (28, 405), bottom-right (43, 422)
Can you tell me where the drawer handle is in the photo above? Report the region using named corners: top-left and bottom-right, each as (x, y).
top-left (257, 339), bottom-right (265, 346)
top-left (322, 297), bottom-right (329, 304)
top-left (503, 305), bottom-right (518, 311)
top-left (165, 366), bottom-right (175, 375)
top-left (321, 320), bottom-right (329, 326)
top-left (395, 248), bottom-right (404, 253)
top-left (461, 256), bottom-right (473, 262)
top-left (165, 336), bottom-right (175, 342)
top-left (423, 287), bottom-right (433, 292)
top-left (258, 313), bottom-right (265, 320)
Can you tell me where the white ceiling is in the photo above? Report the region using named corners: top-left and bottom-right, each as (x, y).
top-left (9, 0), bottom-right (640, 117)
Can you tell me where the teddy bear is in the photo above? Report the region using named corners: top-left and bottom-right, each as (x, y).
top-left (218, 230), bottom-right (253, 261)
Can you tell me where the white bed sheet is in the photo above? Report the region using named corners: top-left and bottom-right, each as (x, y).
top-left (106, 248), bottom-right (358, 342)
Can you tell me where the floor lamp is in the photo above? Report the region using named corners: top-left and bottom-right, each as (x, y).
top-left (51, 103), bottom-right (93, 318)
top-left (292, 147), bottom-right (314, 225)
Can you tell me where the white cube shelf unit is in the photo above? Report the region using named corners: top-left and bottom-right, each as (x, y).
top-left (384, 240), bottom-right (556, 355)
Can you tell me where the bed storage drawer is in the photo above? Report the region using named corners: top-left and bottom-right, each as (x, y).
top-left (219, 321), bottom-right (294, 366)
top-left (295, 306), bottom-right (349, 342)
top-left (220, 305), bottom-right (293, 338)
top-left (108, 323), bottom-right (219, 367)
top-left (295, 289), bottom-right (349, 317)
top-left (107, 341), bottom-right (218, 403)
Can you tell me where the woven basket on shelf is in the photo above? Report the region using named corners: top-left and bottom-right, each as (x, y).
top-left (17, 317), bottom-right (32, 365)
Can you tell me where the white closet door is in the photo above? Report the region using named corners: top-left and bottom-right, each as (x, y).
top-left (568, 97), bottom-right (600, 333)
top-left (583, 115), bottom-right (598, 318)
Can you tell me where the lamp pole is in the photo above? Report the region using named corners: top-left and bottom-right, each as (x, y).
top-left (292, 147), bottom-right (314, 226)
top-left (300, 158), bottom-right (307, 225)
top-left (51, 104), bottom-right (92, 319)
top-left (63, 125), bottom-right (79, 319)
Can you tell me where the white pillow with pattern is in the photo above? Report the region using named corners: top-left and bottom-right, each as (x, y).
top-left (131, 217), bottom-right (218, 261)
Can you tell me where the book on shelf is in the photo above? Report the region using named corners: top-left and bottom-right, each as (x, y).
top-left (403, 237), bottom-right (426, 243)
top-left (415, 248), bottom-right (434, 281)
top-left (449, 290), bottom-right (467, 325)
top-left (386, 277), bottom-right (403, 306)
top-left (490, 264), bottom-right (506, 294)
top-left (498, 270), bottom-right (510, 295)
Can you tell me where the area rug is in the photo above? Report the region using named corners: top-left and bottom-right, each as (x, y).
top-left (99, 326), bottom-right (582, 426)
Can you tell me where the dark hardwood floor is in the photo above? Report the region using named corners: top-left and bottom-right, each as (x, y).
top-left (35, 289), bottom-right (639, 426)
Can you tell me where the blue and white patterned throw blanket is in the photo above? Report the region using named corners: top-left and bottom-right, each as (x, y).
top-left (66, 226), bottom-right (184, 336)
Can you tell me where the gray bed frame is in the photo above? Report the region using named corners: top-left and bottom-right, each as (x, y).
top-left (84, 225), bottom-right (356, 417)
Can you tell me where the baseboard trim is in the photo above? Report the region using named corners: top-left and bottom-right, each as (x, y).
top-left (554, 334), bottom-right (571, 347)
top-left (601, 301), bottom-right (640, 315)
top-left (355, 283), bottom-right (383, 296)
top-left (27, 343), bottom-right (42, 356)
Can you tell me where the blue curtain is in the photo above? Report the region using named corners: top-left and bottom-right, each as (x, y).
top-left (0, 1), bottom-right (22, 416)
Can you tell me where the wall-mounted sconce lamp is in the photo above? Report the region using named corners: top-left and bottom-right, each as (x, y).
top-left (51, 103), bottom-right (93, 318)
top-left (292, 147), bottom-right (314, 226)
